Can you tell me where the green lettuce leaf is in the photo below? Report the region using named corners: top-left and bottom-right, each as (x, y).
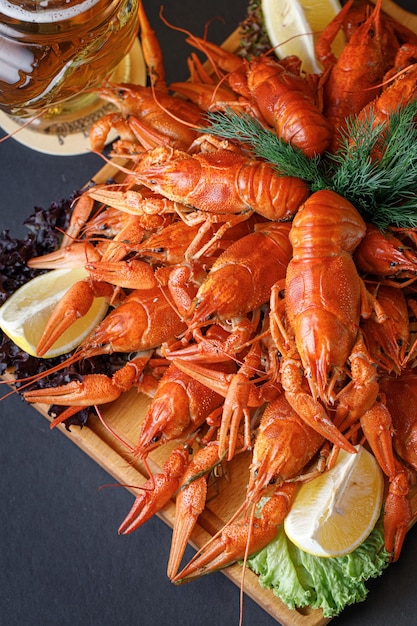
top-left (246, 517), bottom-right (390, 618)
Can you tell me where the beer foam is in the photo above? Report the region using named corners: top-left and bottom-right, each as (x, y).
top-left (0, 0), bottom-right (101, 23)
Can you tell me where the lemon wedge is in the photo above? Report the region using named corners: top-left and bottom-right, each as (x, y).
top-left (284, 445), bottom-right (384, 558)
top-left (261, 0), bottom-right (345, 74)
top-left (0, 268), bottom-right (108, 359)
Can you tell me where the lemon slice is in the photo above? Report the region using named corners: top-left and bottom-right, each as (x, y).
top-left (284, 445), bottom-right (384, 558)
top-left (0, 268), bottom-right (108, 359)
top-left (261, 0), bottom-right (345, 74)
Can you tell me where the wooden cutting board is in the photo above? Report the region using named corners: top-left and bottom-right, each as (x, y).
top-left (5, 2), bottom-right (417, 625)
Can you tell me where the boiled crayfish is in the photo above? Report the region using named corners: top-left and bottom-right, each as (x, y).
top-left (3, 0), bottom-right (417, 608)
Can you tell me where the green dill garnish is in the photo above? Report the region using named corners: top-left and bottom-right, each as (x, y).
top-left (325, 112), bottom-right (391, 219)
top-left (328, 101), bottom-right (417, 228)
top-left (204, 101), bottom-right (417, 229)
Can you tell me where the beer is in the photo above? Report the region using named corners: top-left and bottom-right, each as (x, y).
top-left (0, 0), bottom-right (139, 119)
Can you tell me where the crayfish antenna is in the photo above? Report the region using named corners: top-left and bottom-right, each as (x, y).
top-left (0, 350), bottom-right (83, 400)
top-left (0, 108), bottom-right (46, 143)
top-left (238, 501), bottom-right (256, 626)
top-left (95, 405), bottom-right (136, 454)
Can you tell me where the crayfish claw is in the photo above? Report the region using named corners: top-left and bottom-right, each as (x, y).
top-left (172, 516), bottom-right (274, 583)
top-left (167, 441), bottom-right (220, 580)
top-left (119, 445), bottom-right (190, 535)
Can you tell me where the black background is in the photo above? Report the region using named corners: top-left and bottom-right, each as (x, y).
top-left (1, 1), bottom-right (417, 625)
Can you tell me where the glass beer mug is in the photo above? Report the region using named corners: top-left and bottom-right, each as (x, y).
top-left (0, 0), bottom-right (143, 153)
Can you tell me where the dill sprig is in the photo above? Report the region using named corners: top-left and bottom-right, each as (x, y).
top-left (204, 108), bottom-right (324, 186)
top-left (326, 112), bottom-right (391, 218)
top-left (204, 101), bottom-right (417, 229)
top-left (329, 101), bottom-right (417, 228)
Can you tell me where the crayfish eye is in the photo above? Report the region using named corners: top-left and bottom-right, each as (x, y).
top-left (269, 477), bottom-right (277, 485)
top-left (151, 433), bottom-right (162, 443)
